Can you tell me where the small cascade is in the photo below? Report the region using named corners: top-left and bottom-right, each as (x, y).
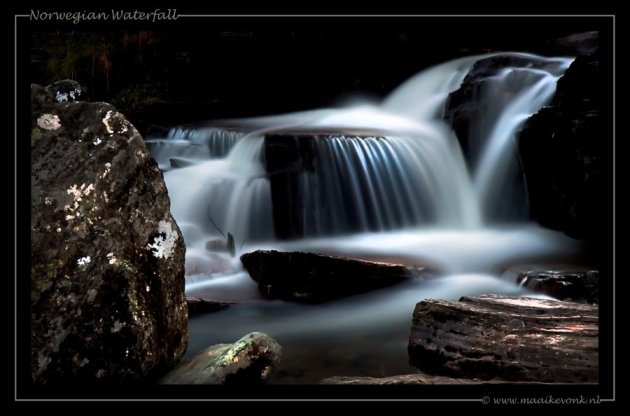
top-left (145, 126), bottom-right (245, 170)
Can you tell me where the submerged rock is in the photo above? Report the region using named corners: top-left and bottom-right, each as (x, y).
top-left (516, 270), bottom-right (599, 304)
top-left (160, 332), bottom-right (281, 384)
top-left (186, 297), bottom-right (231, 316)
top-left (241, 250), bottom-right (426, 302)
top-left (31, 83), bottom-right (187, 383)
top-left (408, 295), bottom-right (598, 383)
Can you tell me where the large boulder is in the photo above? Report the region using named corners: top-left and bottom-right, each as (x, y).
top-left (517, 52), bottom-right (603, 240)
top-left (241, 250), bottom-right (425, 302)
top-left (160, 332), bottom-right (281, 384)
top-left (408, 295), bottom-right (598, 383)
top-left (31, 83), bottom-right (187, 383)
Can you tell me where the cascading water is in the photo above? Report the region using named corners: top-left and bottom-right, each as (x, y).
top-left (145, 126), bottom-right (244, 170)
top-left (149, 52), bottom-right (582, 383)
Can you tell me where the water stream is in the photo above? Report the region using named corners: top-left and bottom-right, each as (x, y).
top-left (146, 52), bottom-right (579, 383)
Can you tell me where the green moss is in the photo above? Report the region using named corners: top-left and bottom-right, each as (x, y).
top-left (31, 128), bottom-right (42, 145)
top-left (31, 262), bottom-right (60, 303)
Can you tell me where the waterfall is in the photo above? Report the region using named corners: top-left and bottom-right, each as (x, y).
top-left (291, 131), bottom-right (478, 236)
top-left (468, 60), bottom-right (573, 221)
top-left (145, 127), bottom-right (244, 170)
top-left (150, 52), bottom-right (574, 276)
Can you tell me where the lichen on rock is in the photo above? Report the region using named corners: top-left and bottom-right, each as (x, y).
top-left (30, 82), bottom-right (188, 384)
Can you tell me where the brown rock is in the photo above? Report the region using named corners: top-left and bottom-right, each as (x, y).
top-left (241, 250), bottom-right (427, 302)
top-left (517, 270), bottom-right (599, 304)
top-left (408, 295), bottom-right (597, 383)
top-left (320, 374), bottom-right (545, 385)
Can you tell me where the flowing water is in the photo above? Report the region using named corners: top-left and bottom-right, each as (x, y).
top-left (147, 52), bottom-right (579, 383)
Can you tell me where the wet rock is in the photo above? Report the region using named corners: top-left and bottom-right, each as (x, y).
top-left (264, 134), bottom-right (318, 240)
top-left (320, 374), bottom-right (542, 385)
top-left (443, 54), bottom-right (564, 159)
top-left (518, 53), bottom-right (603, 240)
top-left (160, 332), bottom-right (281, 384)
top-left (241, 250), bottom-right (424, 302)
top-left (169, 157), bottom-right (195, 169)
top-left (408, 295), bottom-right (598, 383)
top-left (186, 297), bottom-right (231, 316)
top-left (517, 270), bottom-right (599, 304)
top-left (46, 79), bottom-right (86, 103)
top-left (31, 83), bottom-right (187, 383)
top-left (443, 54), bottom-right (573, 221)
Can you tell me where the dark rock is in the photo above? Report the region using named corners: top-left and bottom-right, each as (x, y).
top-left (145, 124), bottom-right (171, 139)
top-left (31, 83), bottom-right (187, 383)
top-left (264, 134), bottom-right (317, 239)
top-left (46, 79), bottom-right (86, 103)
top-left (549, 31), bottom-right (599, 57)
top-left (408, 295), bottom-right (598, 383)
top-left (241, 250), bottom-right (425, 302)
top-left (160, 332), bottom-right (281, 384)
top-left (31, 83), bottom-right (54, 111)
top-left (186, 297), bottom-right (231, 316)
top-left (517, 270), bottom-right (599, 304)
top-left (442, 54), bottom-right (573, 221)
top-left (444, 54), bottom-right (566, 159)
top-left (518, 53), bottom-right (603, 240)
top-left (169, 157), bottom-right (195, 169)
top-left (320, 374), bottom-right (544, 385)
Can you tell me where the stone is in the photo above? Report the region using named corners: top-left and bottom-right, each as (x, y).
top-left (408, 295), bottom-right (598, 383)
top-left (160, 332), bottom-right (281, 384)
top-left (518, 53), bottom-right (603, 240)
top-left (31, 83), bottom-right (187, 383)
top-left (186, 297), bottom-right (231, 316)
top-left (516, 270), bottom-right (599, 304)
top-left (46, 79), bottom-right (86, 103)
top-left (169, 157), bottom-right (195, 169)
top-left (320, 374), bottom-right (543, 385)
top-left (241, 250), bottom-right (426, 302)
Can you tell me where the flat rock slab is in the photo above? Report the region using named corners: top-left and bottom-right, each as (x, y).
top-left (408, 295), bottom-right (597, 383)
top-left (241, 250), bottom-right (426, 302)
top-left (320, 374), bottom-right (545, 385)
top-left (186, 297), bottom-right (231, 316)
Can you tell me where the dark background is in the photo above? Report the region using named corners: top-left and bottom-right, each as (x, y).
top-left (17, 12), bottom-right (616, 401)
top-left (30, 16), bottom-right (608, 132)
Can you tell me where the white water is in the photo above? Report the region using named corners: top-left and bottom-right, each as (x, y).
top-left (150, 53), bottom-right (580, 381)
top-left (146, 127), bottom-right (244, 170)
